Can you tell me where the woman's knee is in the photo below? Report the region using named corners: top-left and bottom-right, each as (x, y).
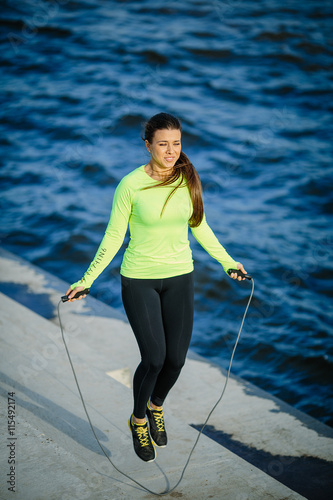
top-left (164, 356), bottom-right (186, 374)
top-left (141, 357), bottom-right (165, 375)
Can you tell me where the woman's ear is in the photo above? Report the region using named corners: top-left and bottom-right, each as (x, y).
top-left (145, 140), bottom-right (151, 152)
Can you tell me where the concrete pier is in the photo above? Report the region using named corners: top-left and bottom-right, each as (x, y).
top-left (0, 247), bottom-right (332, 499)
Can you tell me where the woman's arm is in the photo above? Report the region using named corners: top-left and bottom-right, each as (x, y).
top-left (69, 178), bottom-right (132, 297)
top-left (190, 215), bottom-right (247, 279)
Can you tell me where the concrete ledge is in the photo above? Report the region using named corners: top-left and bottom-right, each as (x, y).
top-left (0, 248), bottom-right (332, 499)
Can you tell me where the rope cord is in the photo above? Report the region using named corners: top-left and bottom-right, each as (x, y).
top-left (57, 277), bottom-right (254, 496)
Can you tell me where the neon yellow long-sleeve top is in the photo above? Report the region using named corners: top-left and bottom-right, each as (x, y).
top-left (71, 165), bottom-right (239, 289)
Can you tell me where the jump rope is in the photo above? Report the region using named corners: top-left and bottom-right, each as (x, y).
top-left (57, 268), bottom-right (254, 496)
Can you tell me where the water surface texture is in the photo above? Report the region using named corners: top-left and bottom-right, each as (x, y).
top-left (1, 0), bottom-right (332, 426)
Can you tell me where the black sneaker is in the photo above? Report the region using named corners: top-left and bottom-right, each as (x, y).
top-left (146, 402), bottom-right (167, 448)
top-left (128, 415), bottom-right (156, 462)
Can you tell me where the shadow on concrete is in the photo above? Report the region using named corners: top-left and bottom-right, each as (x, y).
top-left (0, 280), bottom-right (126, 321)
top-left (0, 371), bottom-right (111, 457)
top-left (192, 424), bottom-right (333, 500)
top-left (0, 282), bottom-right (55, 319)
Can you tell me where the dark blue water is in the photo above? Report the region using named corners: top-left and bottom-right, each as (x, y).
top-left (1, 0), bottom-right (332, 426)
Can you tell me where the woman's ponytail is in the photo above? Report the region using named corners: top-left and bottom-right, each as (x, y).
top-left (175, 151), bottom-right (204, 227)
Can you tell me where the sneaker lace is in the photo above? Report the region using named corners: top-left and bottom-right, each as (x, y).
top-left (153, 411), bottom-right (165, 432)
top-left (136, 425), bottom-right (151, 447)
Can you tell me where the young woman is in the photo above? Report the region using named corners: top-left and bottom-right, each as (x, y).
top-left (65, 112), bottom-right (247, 463)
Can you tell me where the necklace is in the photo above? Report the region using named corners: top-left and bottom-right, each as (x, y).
top-left (146, 165), bottom-right (173, 181)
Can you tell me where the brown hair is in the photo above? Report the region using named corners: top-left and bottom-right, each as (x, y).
top-left (143, 113), bottom-right (204, 227)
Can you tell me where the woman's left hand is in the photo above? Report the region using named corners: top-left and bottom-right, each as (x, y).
top-left (229, 263), bottom-right (247, 281)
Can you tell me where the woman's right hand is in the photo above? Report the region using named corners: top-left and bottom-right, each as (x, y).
top-left (64, 285), bottom-right (87, 302)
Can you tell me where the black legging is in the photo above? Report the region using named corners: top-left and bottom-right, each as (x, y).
top-left (121, 272), bottom-right (194, 419)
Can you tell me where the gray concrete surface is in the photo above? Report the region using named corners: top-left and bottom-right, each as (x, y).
top-left (0, 248), bottom-right (332, 499)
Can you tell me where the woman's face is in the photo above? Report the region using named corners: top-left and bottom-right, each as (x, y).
top-left (146, 128), bottom-right (181, 170)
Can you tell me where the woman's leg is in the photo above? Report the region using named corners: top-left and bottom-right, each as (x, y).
top-left (151, 272), bottom-right (194, 407)
top-left (121, 276), bottom-right (166, 419)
